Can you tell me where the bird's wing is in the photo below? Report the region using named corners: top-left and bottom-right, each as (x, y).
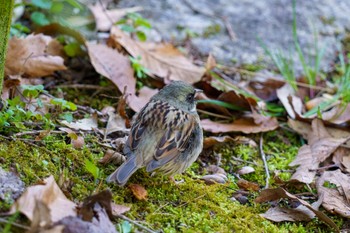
top-left (151, 107), bottom-right (195, 166)
top-left (126, 100), bottom-right (196, 169)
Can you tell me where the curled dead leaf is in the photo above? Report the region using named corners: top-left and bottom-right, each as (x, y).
top-left (237, 179), bottom-right (260, 191)
top-left (5, 34), bottom-right (66, 77)
top-left (129, 184), bottom-right (148, 201)
top-left (86, 42), bottom-right (136, 97)
top-left (10, 176), bottom-right (76, 222)
top-left (201, 117), bottom-right (279, 134)
top-left (110, 27), bottom-right (205, 84)
top-left (201, 174), bottom-right (227, 185)
top-left (236, 166), bottom-right (255, 175)
top-left (255, 187), bottom-right (339, 231)
top-left (99, 149), bottom-right (126, 165)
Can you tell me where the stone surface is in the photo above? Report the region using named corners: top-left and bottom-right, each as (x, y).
top-left (0, 167), bottom-right (25, 202)
top-left (117, 0), bottom-right (350, 72)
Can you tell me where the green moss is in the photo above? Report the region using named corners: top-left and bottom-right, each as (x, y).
top-left (0, 127), bottom-right (343, 232)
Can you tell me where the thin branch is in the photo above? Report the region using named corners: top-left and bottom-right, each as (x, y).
top-left (222, 16), bottom-right (236, 41)
top-left (197, 109), bottom-right (232, 120)
top-left (259, 134), bottom-right (270, 189)
top-left (55, 84), bottom-right (114, 90)
top-left (115, 214), bottom-right (158, 233)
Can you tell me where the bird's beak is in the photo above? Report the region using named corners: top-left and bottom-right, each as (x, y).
top-left (194, 89), bottom-right (203, 100)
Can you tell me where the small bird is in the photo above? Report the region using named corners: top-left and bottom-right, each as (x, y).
top-left (106, 81), bottom-right (203, 186)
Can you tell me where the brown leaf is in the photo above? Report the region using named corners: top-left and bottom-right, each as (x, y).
top-left (248, 78), bottom-right (285, 102)
top-left (10, 176), bottom-right (76, 222)
top-left (288, 119), bottom-right (350, 147)
top-left (237, 179), bottom-right (260, 191)
top-left (5, 34), bottom-right (66, 77)
top-left (201, 174), bottom-right (227, 185)
top-left (128, 184), bottom-right (148, 200)
top-left (236, 166), bottom-right (255, 175)
top-left (99, 149), bottom-right (126, 165)
top-left (104, 111), bottom-right (129, 139)
top-left (316, 170), bottom-right (350, 218)
top-left (203, 136), bottom-right (236, 149)
top-left (206, 165), bottom-right (227, 175)
top-left (30, 200), bottom-right (52, 231)
top-left (260, 206), bottom-right (315, 222)
top-left (218, 91), bottom-right (257, 110)
top-left (201, 117), bottom-right (279, 134)
top-left (71, 136), bottom-right (85, 149)
top-left (110, 27), bottom-right (205, 84)
top-left (255, 188), bottom-right (339, 231)
top-left (87, 42), bottom-right (136, 97)
top-left (322, 103), bottom-right (350, 125)
top-left (128, 86), bottom-right (158, 112)
top-left (89, 3), bottom-right (142, 31)
top-left (276, 84), bottom-right (303, 119)
top-left (54, 203), bottom-right (117, 233)
top-left (79, 190), bottom-right (113, 221)
top-left (60, 113), bottom-right (98, 131)
top-left (111, 203), bottom-right (131, 216)
top-left (205, 53), bottom-right (217, 72)
top-left (289, 119), bottom-right (350, 184)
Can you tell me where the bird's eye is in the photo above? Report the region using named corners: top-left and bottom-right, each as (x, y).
top-left (186, 93), bottom-right (195, 102)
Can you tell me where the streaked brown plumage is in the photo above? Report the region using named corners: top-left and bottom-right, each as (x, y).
top-left (106, 81), bottom-right (203, 186)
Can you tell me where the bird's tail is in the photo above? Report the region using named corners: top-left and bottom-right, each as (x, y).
top-left (106, 156), bottom-right (138, 186)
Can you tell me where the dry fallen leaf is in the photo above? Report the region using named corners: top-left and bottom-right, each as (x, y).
top-left (71, 136), bottom-right (85, 149)
top-left (316, 170), bottom-right (350, 218)
top-left (289, 119), bottom-right (350, 184)
top-left (111, 203), bottom-right (131, 216)
top-left (255, 188), bottom-right (338, 231)
top-left (128, 184), bottom-right (148, 200)
top-left (128, 86), bottom-right (159, 112)
top-left (201, 174), bottom-right (227, 185)
top-left (237, 179), bottom-right (260, 191)
top-left (104, 111), bottom-right (129, 139)
top-left (5, 34), bottom-right (66, 77)
top-left (110, 26), bottom-right (205, 84)
top-left (10, 176), bottom-right (76, 222)
top-left (276, 84), bottom-right (303, 119)
top-left (201, 117), bottom-right (279, 134)
top-left (60, 113), bottom-right (98, 131)
top-left (89, 3), bottom-right (142, 31)
top-left (99, 149), bottom-right (126, 165)
top-left (87, 42), bottom-right (136, 97)
top-left (236, 166), bottom-right (255, 175)
top-left (260, 205), bottom-right (315, 222)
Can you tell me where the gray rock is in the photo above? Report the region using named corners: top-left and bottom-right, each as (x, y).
top-left (117, 0), bottom-right (350, 72)
top-left (0, 167), bottom-right (25, 203)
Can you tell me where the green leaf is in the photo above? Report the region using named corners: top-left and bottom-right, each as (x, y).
top-left (32, 0), bottom-right (52, 9)
top-left (134, 18), bottom-right (152, 29)
top-left (63, 42), bottom-right (80, 57)
top-left (120, 25), bottom-right (135, 33)
top-left (30, 11), bottom-right (50, 26)
top-left (60, 112), bottom-right (73, 122)
top-left (50, 2), bottom-right (64, 13)
top-left (119, 221), bottom-right (132, 233)
top-left (136, 30), bottom-right (147, 41)
top-left (50, 98), bottom-right (77, 111)
top-left (65, 0), bottom-right (83, 10)
top-left (197, 99), bottom-right (244, 111)
top-left (84, 159), bottom-right (100, 180)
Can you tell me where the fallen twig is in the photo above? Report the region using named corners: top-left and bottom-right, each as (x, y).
top-left (259, 134), bottom-right (270, 189)
top-left (115, 214), bottom-right (158, 233)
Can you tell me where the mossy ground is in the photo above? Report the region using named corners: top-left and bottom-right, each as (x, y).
top-left (0, 127), bottom-right (343, 232)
